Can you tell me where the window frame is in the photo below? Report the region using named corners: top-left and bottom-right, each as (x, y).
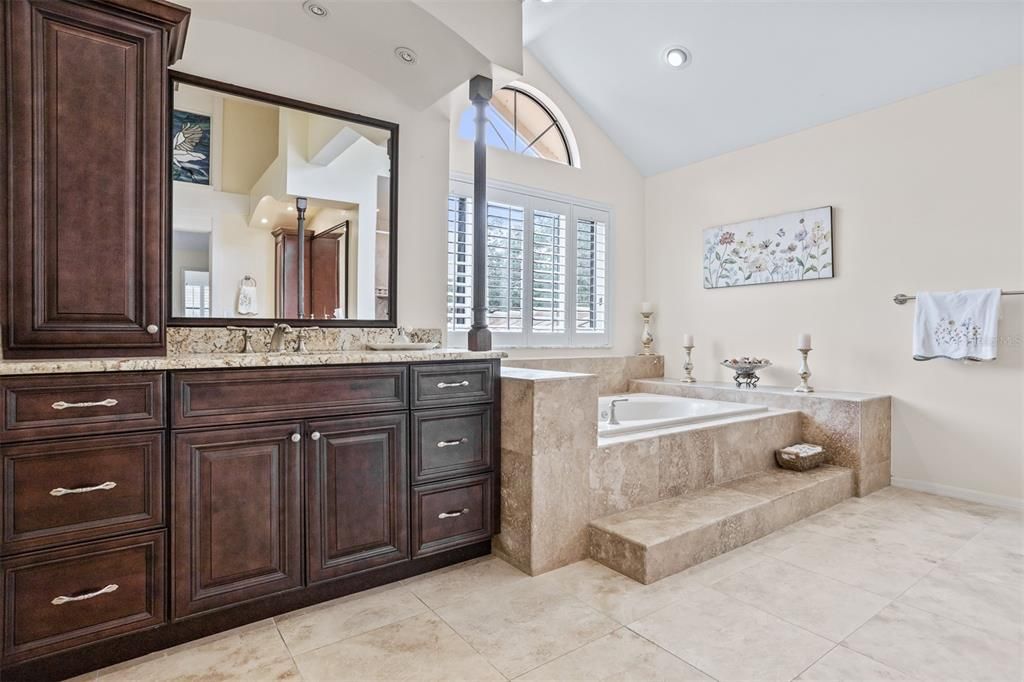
top-left (447, 175), bottom-right (613, 349)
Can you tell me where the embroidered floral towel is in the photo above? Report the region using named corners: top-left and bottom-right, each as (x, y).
top-left (913, 289), bottom-right (1000, 361)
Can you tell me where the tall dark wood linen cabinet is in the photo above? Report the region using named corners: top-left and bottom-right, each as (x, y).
top-left (1, 0), bottom-right (189, 359)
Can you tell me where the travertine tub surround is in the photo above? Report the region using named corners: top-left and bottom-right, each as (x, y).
top-left (495, 367), bottom-right (599, 575)
top-left (591, 410), bottom-right (802, 517)
top-left (503, 355), bottom-right (664, 395)
top-left (631, 379), bottom-right (891, 496)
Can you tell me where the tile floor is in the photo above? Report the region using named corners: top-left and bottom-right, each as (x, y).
top-left (79, 487), bottom-right (1022, 681)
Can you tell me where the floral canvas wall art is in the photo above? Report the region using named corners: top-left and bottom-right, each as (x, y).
top-left (703, 206), bottom-right (833, 289)
top-left (171, 110), bottom-right (210, 185)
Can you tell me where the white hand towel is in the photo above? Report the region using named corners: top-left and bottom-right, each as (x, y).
top-left (236, 283), bottom-right (258, 316)
top-left (913, 288), bottom-right (1000, 361)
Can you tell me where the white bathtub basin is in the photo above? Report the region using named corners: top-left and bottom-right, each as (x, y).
top-left (598, 392), bottom-right (767, 437)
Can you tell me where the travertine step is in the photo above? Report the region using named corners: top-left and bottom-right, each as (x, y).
top-left (588, 465), bottom-right (854, 584)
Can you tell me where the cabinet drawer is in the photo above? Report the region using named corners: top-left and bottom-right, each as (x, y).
top-left (2, 531), bottom-right (166, 664)
top-left (2, 432), bottom-right (165, 555)
top-left (412, 406), bottom-right (493, 484)
top-left (411, 362), bottom-right (494, 408)
top-left (1, 372), bottom-right (165, 442)
top-left (412, 474), bottom-right (493, 558)
top-left (171, 366), bottom-right (407, 428)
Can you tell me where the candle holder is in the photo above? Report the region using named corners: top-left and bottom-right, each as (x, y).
top-left (682, 345), bottom-right (696, 382)
top-left (794, 348), bottom-right (814, 393)
top-left (639, 312), bottom-right (655, 356)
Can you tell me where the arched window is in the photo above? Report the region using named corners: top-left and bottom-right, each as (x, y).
top-left (458, 85), bottom-right (575, 167)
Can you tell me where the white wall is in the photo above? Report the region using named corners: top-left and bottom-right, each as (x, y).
top-left (176, 13), bottom-right (451, 331)
top-left (449, 51), bottom-right (647, 357)
top-left (645, 67), bottom-right (1023, 505)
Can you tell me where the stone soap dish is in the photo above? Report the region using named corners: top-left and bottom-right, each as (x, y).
top-left (365, 342), bottom-right (439, 351)
top-left (776, 443), bottom-right (829, 471)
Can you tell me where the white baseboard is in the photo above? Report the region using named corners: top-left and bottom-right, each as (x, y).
top-left (891, 477), bottom-right (1023, 512)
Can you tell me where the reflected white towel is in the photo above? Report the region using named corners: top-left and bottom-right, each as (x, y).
top-left (913, 289), bottom-right (1000, 361)
top-left (237, 283), bottom-right (258, 316)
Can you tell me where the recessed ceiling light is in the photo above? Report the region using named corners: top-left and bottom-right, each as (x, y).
top-left (394, 47), bottom-right (418, 65)
top-left (287, 205), bottom-right (293, 211)
top-left (302, 1), bottom-right (328, 18)
top-left (260, 218), bottom-right (268, 224)
top-left (663, 46), bottom-right (691, 69)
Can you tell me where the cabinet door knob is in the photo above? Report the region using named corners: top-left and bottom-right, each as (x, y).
top-left (310, 431), bottom-right (321, 441)
top-left (290, 433), bottom-right (301, 443)
top-left (146, 324), bottom-right (159, 334)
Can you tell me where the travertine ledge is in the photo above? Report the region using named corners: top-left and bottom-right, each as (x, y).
top-left (0, 349), bottom-right (506, 376)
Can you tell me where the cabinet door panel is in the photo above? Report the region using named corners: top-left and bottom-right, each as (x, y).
top-left (3, 0), bottom-right (174, 357)
top-left (306, 413), bottom-right (408, 583)
top-left (173, 424), bottom-right (302, 618)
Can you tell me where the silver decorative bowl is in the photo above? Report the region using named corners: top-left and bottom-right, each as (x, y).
top-left (720, 359), bottom-right (772, 388)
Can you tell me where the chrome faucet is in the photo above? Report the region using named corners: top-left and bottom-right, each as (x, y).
top-left (269, 323), bottom-right (293, 352)
top-left (607, 398), bottom-right (630, 425)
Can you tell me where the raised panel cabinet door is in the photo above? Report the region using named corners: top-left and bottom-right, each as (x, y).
top-left (173, 423), bottom-right (303, 619)
top-left (306, 413), bottom-right (409, 583)
top-left (2, 0), bottom-right (187, 358)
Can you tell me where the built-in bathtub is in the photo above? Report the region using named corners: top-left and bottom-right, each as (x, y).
top-left (598, 392), bottom-right (767, 437)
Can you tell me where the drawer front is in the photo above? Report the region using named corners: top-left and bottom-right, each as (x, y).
top-left (2, 531), bottom-right (166, 664)
top-left (172, 366), bottom-right (408, 429)
top-left (412, 405), bottom-right (493, 484)
top-left (1, 372), bottom-right (165, 442)
top-left (412, 474), bottom-right (493, 558)
top-left (411, 362), bottom-right (495, 408)
top-left (2, 432), bottom-right (165, 554)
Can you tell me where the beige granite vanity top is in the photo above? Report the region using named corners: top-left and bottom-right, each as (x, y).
top-left (0, 349), bottom-right (506, 376)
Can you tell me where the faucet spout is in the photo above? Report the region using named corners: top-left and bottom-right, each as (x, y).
top-left (607, 398), bottom-right (630, 426)
top-left (270, 323), bottom-right (293, 352)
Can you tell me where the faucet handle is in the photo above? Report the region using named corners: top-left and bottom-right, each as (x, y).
top-left (225, 326), bottom-right (255, 354)
top-left (293, 327), bottom-right (320, 353)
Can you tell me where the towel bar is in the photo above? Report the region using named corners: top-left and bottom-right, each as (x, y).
top-left (893, 290), bottom-right (1024, 305)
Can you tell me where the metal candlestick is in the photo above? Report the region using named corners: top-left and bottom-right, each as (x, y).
top-left (794, 348), bottom-right (814, 393)
top-left (639, 312), bottom-right (655, 356)
top-left (682, 345), bottom-right (696, 382)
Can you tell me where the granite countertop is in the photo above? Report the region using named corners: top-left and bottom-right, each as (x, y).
top-left (0, 349), bottom-right (507, 376)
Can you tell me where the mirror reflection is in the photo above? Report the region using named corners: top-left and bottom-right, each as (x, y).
top-left (170, 79), bottom-right (394, 322)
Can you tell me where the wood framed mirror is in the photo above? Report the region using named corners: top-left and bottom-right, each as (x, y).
top-left (167, 72), bottom-right (398, 327)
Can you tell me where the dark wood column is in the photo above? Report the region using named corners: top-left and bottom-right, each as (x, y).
top-left (467, 76), bottom-right (492, 351)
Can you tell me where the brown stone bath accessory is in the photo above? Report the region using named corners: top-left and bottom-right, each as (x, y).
top-left (776, 443), bottom-right (829, 471)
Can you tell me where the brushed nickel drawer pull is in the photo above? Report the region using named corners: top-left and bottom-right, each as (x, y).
top-left (49, 481), bottom-right (117, 497)
top-left (437, 437), bottom-right (468, 448)
top-left (51, 584), bottom-right (119, 605)
top-left (436, 380), bottom-right (470, 389)
top-left (438, 508), bottom-right (470, 519)
top-left (51, 398), bottom-right (118, 410)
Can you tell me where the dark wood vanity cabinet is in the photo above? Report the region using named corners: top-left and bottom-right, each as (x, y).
top-left (1, 0), bottom-right (189, 358)
top-left (0, 360), bottom-right (500, 678)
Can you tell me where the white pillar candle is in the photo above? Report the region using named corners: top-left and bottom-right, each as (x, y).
top-left (640, 301), bottom-right (654, 314)
top-left (797, 333), bottom-right (812, 350)
top-left (682, 333), bottom-right (694, 347)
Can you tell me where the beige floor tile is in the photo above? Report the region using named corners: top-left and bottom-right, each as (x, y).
top-left (629, 584), bottom-right (833, 681)
top-left (534, 559), bottom-right (702, 625)
top-left (809, 509), bottom-right (968, 561)
top-left (518, 628), bottom-right (713, 681)
top-left (713, 557), bottom-right (890, 642)
top-left (859, 497), bottom-right (993, 542)
top-left (99, 623), bottom-right (298, 681)
top-left (402, 555), bottom-right (530, 609)
top-left (943, 530), bottom-right (1024, 586)
top-left (293, 612), bottom-right (503, 681)
top-left (771, 530), bottom-right (938, 598)
top-left (897, 564), bottom-right (1024, 642)
top-left (795, 645), bottom-right (907, 680)
top-left (843, 603), bottom-right (1023, 681)
top-left (746, 525), bottom-right (826, 557)
top-left (275, 583), bottom-right (429, 655)
top-left (435, 577), bottom-right (618, 677)
top-left (674, 544), bottom-right (767, 584)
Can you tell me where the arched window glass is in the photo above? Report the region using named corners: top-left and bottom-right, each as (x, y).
top-left (458, 86), bottom-right (573, 166)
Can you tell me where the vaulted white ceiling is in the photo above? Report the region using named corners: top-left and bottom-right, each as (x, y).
top-left (525, 1), bottom-right (1023, 176)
